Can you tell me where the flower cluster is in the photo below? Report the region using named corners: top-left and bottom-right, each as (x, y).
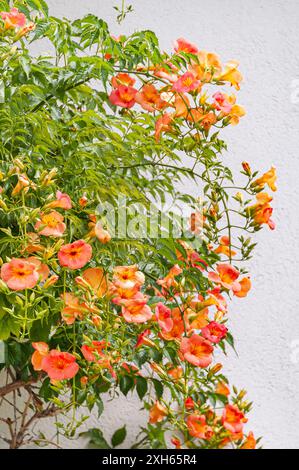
top-left (0, 5), bottom-right (275, 450)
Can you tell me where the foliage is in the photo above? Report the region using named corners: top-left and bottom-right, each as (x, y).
top-left (0, 1), bottom-right (275, 450)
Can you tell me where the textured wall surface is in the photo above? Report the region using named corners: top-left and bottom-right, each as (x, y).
top-left (1, 0), bottom-right (299, 449)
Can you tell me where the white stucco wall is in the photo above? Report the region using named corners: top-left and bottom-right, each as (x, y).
top-left (1, 0), bottom-right (299, 449)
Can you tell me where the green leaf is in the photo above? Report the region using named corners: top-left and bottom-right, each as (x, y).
top-left (119, 375), bottom-right (134, 396)
top-left (152, 379), bottom-right (163, 399)
top-left (111, 425), bottom-right (126, 447)
top-left (136, 376), bottom-right (147, 400)
top-left (80, 428), bottom-right (110, 449)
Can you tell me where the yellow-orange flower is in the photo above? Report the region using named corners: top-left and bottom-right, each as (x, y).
top-left (251, 166), bottom-right (277, 192)
top-left (35, 210), bottom-right (66, 237)
top-left (216, 60), bottom-right (243, 90)
top-left (149, 401), bottom-right (168, 423)
top-left (189, 51), bottom-right (222, 82)
top-left (249, 192), bottom-right (275, 230)
top-left (240, 431), bottom-right (256, 449)
top-left (31, 342), bottom-right (49, 371)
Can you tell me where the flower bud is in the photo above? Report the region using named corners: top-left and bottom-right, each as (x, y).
top-left (242, 161), bottom-right (251, 175)
top-left (209, 363), bottom-right (223, 375)
top-left (43, 274), bottom-right (59, 289)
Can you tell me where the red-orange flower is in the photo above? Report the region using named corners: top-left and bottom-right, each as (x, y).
top-left (173, 72), bottom-right (200, 93)
top-left (155, 302), bottom-right (173, 332)
top-left (1, 258), bottom-right (39, 291)
top-left (186, 414), bottom-right (213, 439)
top-left (222, 404), bottom-right (247, 434)
top-left (215, 381), bottom-right (230, 397)
top-left (149, 401), bottom-right (168, 423)
top-left (214, 236), bottom-right (237, 258)
top-left (41, 350), bottom-right (79, 381)
top-left (249, 192), bottom-right (275, 230)
top-left (185, 397), bottom-right (195, 410)
top-left (240, 431), bottom-right (256, 449)
top-left (160, 308), bottom-right (185, 341)
top-left (81, 267), bottom-right (109, 298)
top-left (135, 84), bottom-right (166, 112)
top-left (154, 113), bottom-right (173, 142)
top-left (61, 293), bottom-right (89, 325)
top-left (156, 264), bottom-right (182, 291)
top-left (109, 85), bottom-right (137, 108)
top-left (180, 334), bottom-right (213, 368)
top-left (234, 277), bottom-right (251, 298)
top-left (94, 222), bottom-right (111, 244)
top-left (174, 37), bottom-right (198, 54)
top-left (81, 341), bottom-right (107, 362)
top-left (121, 293), bottom-right (152, 323)
top-left (135, 329), bottom-right (154, 348)
top-left (27, 257), bottom-right (50, 282)
top-left (46, 191), bottom-right (72, 209)
top-left (113, 265), bottom-right (144, 290)
top-left (201, 321), bottom-right (228, 344)
top-left (35, 210), bottom-right (66, 237)
top-left (0, 8), bottom-right (26, 29)
top-left (212, 92), bottom-right (232, 114)
top-left (111, 73), bottom-right (136, 88)
top-left (31, 342), bottom-right (49, 371)
top-left (58, 240), bottom-right (92, 270)
top-left (208, 263), bottom-right (241, 292)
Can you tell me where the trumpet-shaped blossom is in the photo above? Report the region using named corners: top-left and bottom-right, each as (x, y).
top-left (180, 334), bottom-right (213, 368)
top-left (121, 293), bottom-right (152, 323)
top-left (41, 350), bottom-right (79, 381)
top-left (0, 8), bottom-right (26, 29)
top-left (1, 258), bottom-right (39, 291)
top-left (154, 113), bottom-right (173, 142)
top-left (27, 257), bottom-right (50, 282)
top-left (189, 51), bottom-right (222, 82)
top-left (95, 222), bottom-right (111, 244)
top-left (31, 342), bottom-right (49, 371)
top-left (155, 302), bottom-right (173, 332)
top-left (215, 381), bottom-right (230, 397)
top-left (250, 192), bottom-right (275, 230)
top-left (149, 401), bottom-right (168, 424)
top-left (61, 292), bottom-right (88, 325)
top-left (222, 404), bottom-right (247, 434)
top-left (212, 92), bottom-right (233, 114)
top-left (46, 191), bottom-right (72, 209)
top-left (174, 37), bottom-right (198, 54)
top-left (234, 277), bottom-right (251, 298)
top-left (216, 60), bottom-right (243, 90)
top-left (135, 329), bottom-right (154, 348)
top-left (81, 341), bottom-right (107, 362)
top-left (252, 166), bottom-right (277, 192)
top-left (201, 321), bottom-right (228, 344)
top-left (240, 431), bottom-right (256, 449)
top-left (172, 72), bottom-right (200, 93)
top-left (186, 414), bottom-right (213, 439)
top-left (109, 85), bottom-right (137, 108)
top-left (160, 308), bottom-right (185, 341)
top-left (58, 240), bottom-right (92, 270)
top-left (81, 267), bottom-right (109, 297)
top-left (214, 236), bottom-right (237, 258)
top-left (111, 73), bottom-right (135, 88)
top-left (113, 265), bottom-right (145, 290)
top-left (35, 210), bottom-right (66, 237)
top-left (208, 263), bottom-right (241, 292)
top-left (135, 84), bottom-right (166, 112)
top-left (157, 264), bottom-right (182, 290)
